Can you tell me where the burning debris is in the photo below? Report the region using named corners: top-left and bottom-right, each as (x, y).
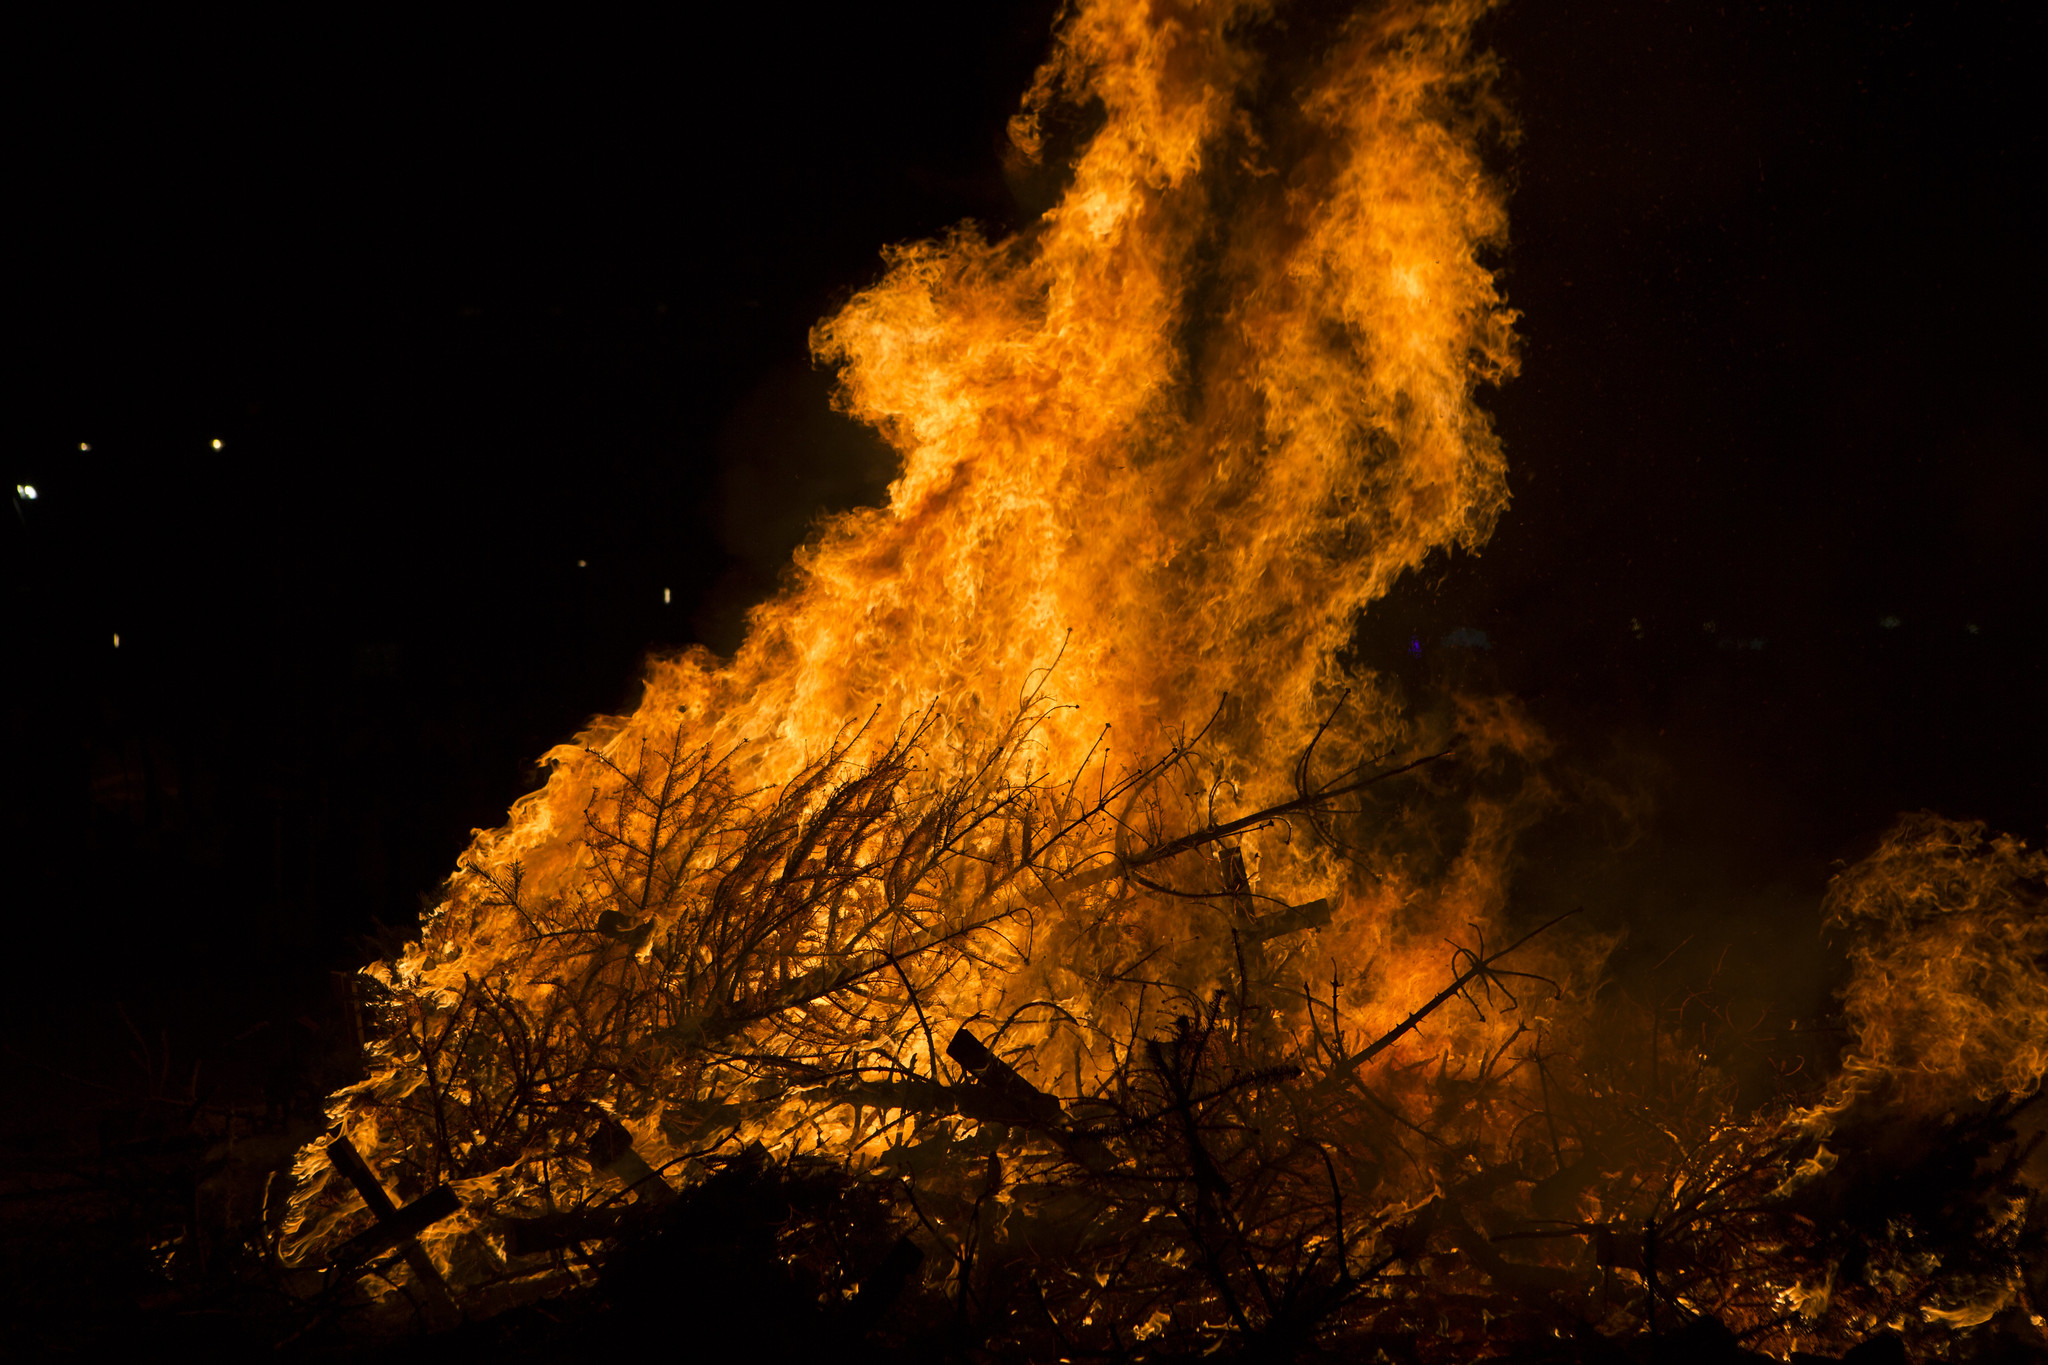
top-left (238, 0), bottom-right (2048, 1359)
top-left (260, 698), bottom-right (2048, 1360)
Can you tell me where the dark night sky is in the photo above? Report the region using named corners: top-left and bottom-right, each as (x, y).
top-left (10, 1), bottom-right (2043, 1095)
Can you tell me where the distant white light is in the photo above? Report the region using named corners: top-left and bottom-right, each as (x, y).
top-left (663, 587), bottom-right (672, 604)
top-left (113, 633), bottom-right (121, 648)
top-left (15, 484), bottom-right (35, 500)
top-left (211, 438), bottom-right (223, 450)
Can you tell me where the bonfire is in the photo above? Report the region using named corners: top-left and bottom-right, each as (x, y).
top-left (264, 2), bottom-right (2048, 1360)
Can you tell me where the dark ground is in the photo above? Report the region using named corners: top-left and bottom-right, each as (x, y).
top-left (7, 0), bottom-right (2042, 1353)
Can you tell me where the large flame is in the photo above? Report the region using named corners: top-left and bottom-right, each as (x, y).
top-left (498, 0), bottom-right (1512, 833)
top-left (278, 9), bottom-right (2048, 1354)
top-left (289, 0), bottom-right (1536, 1296)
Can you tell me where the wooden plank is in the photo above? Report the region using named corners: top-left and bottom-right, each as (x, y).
top-left (325, 1135), bottom-right (461, 1329)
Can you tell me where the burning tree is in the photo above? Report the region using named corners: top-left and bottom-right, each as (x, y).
top-left (271, 0), bottom-right (2048, 1359)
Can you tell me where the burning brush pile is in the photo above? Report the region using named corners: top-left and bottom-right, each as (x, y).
top-left (271, 2), bottom-right (2048, 1360)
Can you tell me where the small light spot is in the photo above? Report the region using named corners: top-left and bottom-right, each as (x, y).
top-left (1702, 620), bottom-right (1717, 634)
top-left (662, 587), bottom-right (672, 604)
top-left (78, 442), bottom-right (91, 452)
top-left (576, 559), bottom-right (588, 568)
top-left (1965, 623), bottom-right (1980, 635)
top-left (211, 438), bottom-right (223, 450)
top-left (1879, 615), bottom-right (1901, 630)
top-left (15, 484), bottom-right (35, 500)
top-left (112, 633), bottom-right (121, 648)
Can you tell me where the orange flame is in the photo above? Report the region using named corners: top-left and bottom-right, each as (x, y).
top-left (1821, 812), bottom-right (2048, 1118)
top-left (508, 0), bottom-right (1513, 835)
top-left (287, 0), bottom-right (1539, 1286)
top-left (443, 0), bottom-right (1522, 1113)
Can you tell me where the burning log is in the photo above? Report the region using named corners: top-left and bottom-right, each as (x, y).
top-left (1241, 895), bottom-right (1334, 944)
top-left (945, 1026), bottom-right (1064, 1129)
top-left (586, 1110), bottom-right (677, 1205)
top-left (501, 1206), bottom-right (633, 1259)
top-left (320, 1135), bottom-right (460, 1329)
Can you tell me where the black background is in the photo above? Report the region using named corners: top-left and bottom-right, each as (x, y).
top-left (10, 1), bottom-right (2042, 1110)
